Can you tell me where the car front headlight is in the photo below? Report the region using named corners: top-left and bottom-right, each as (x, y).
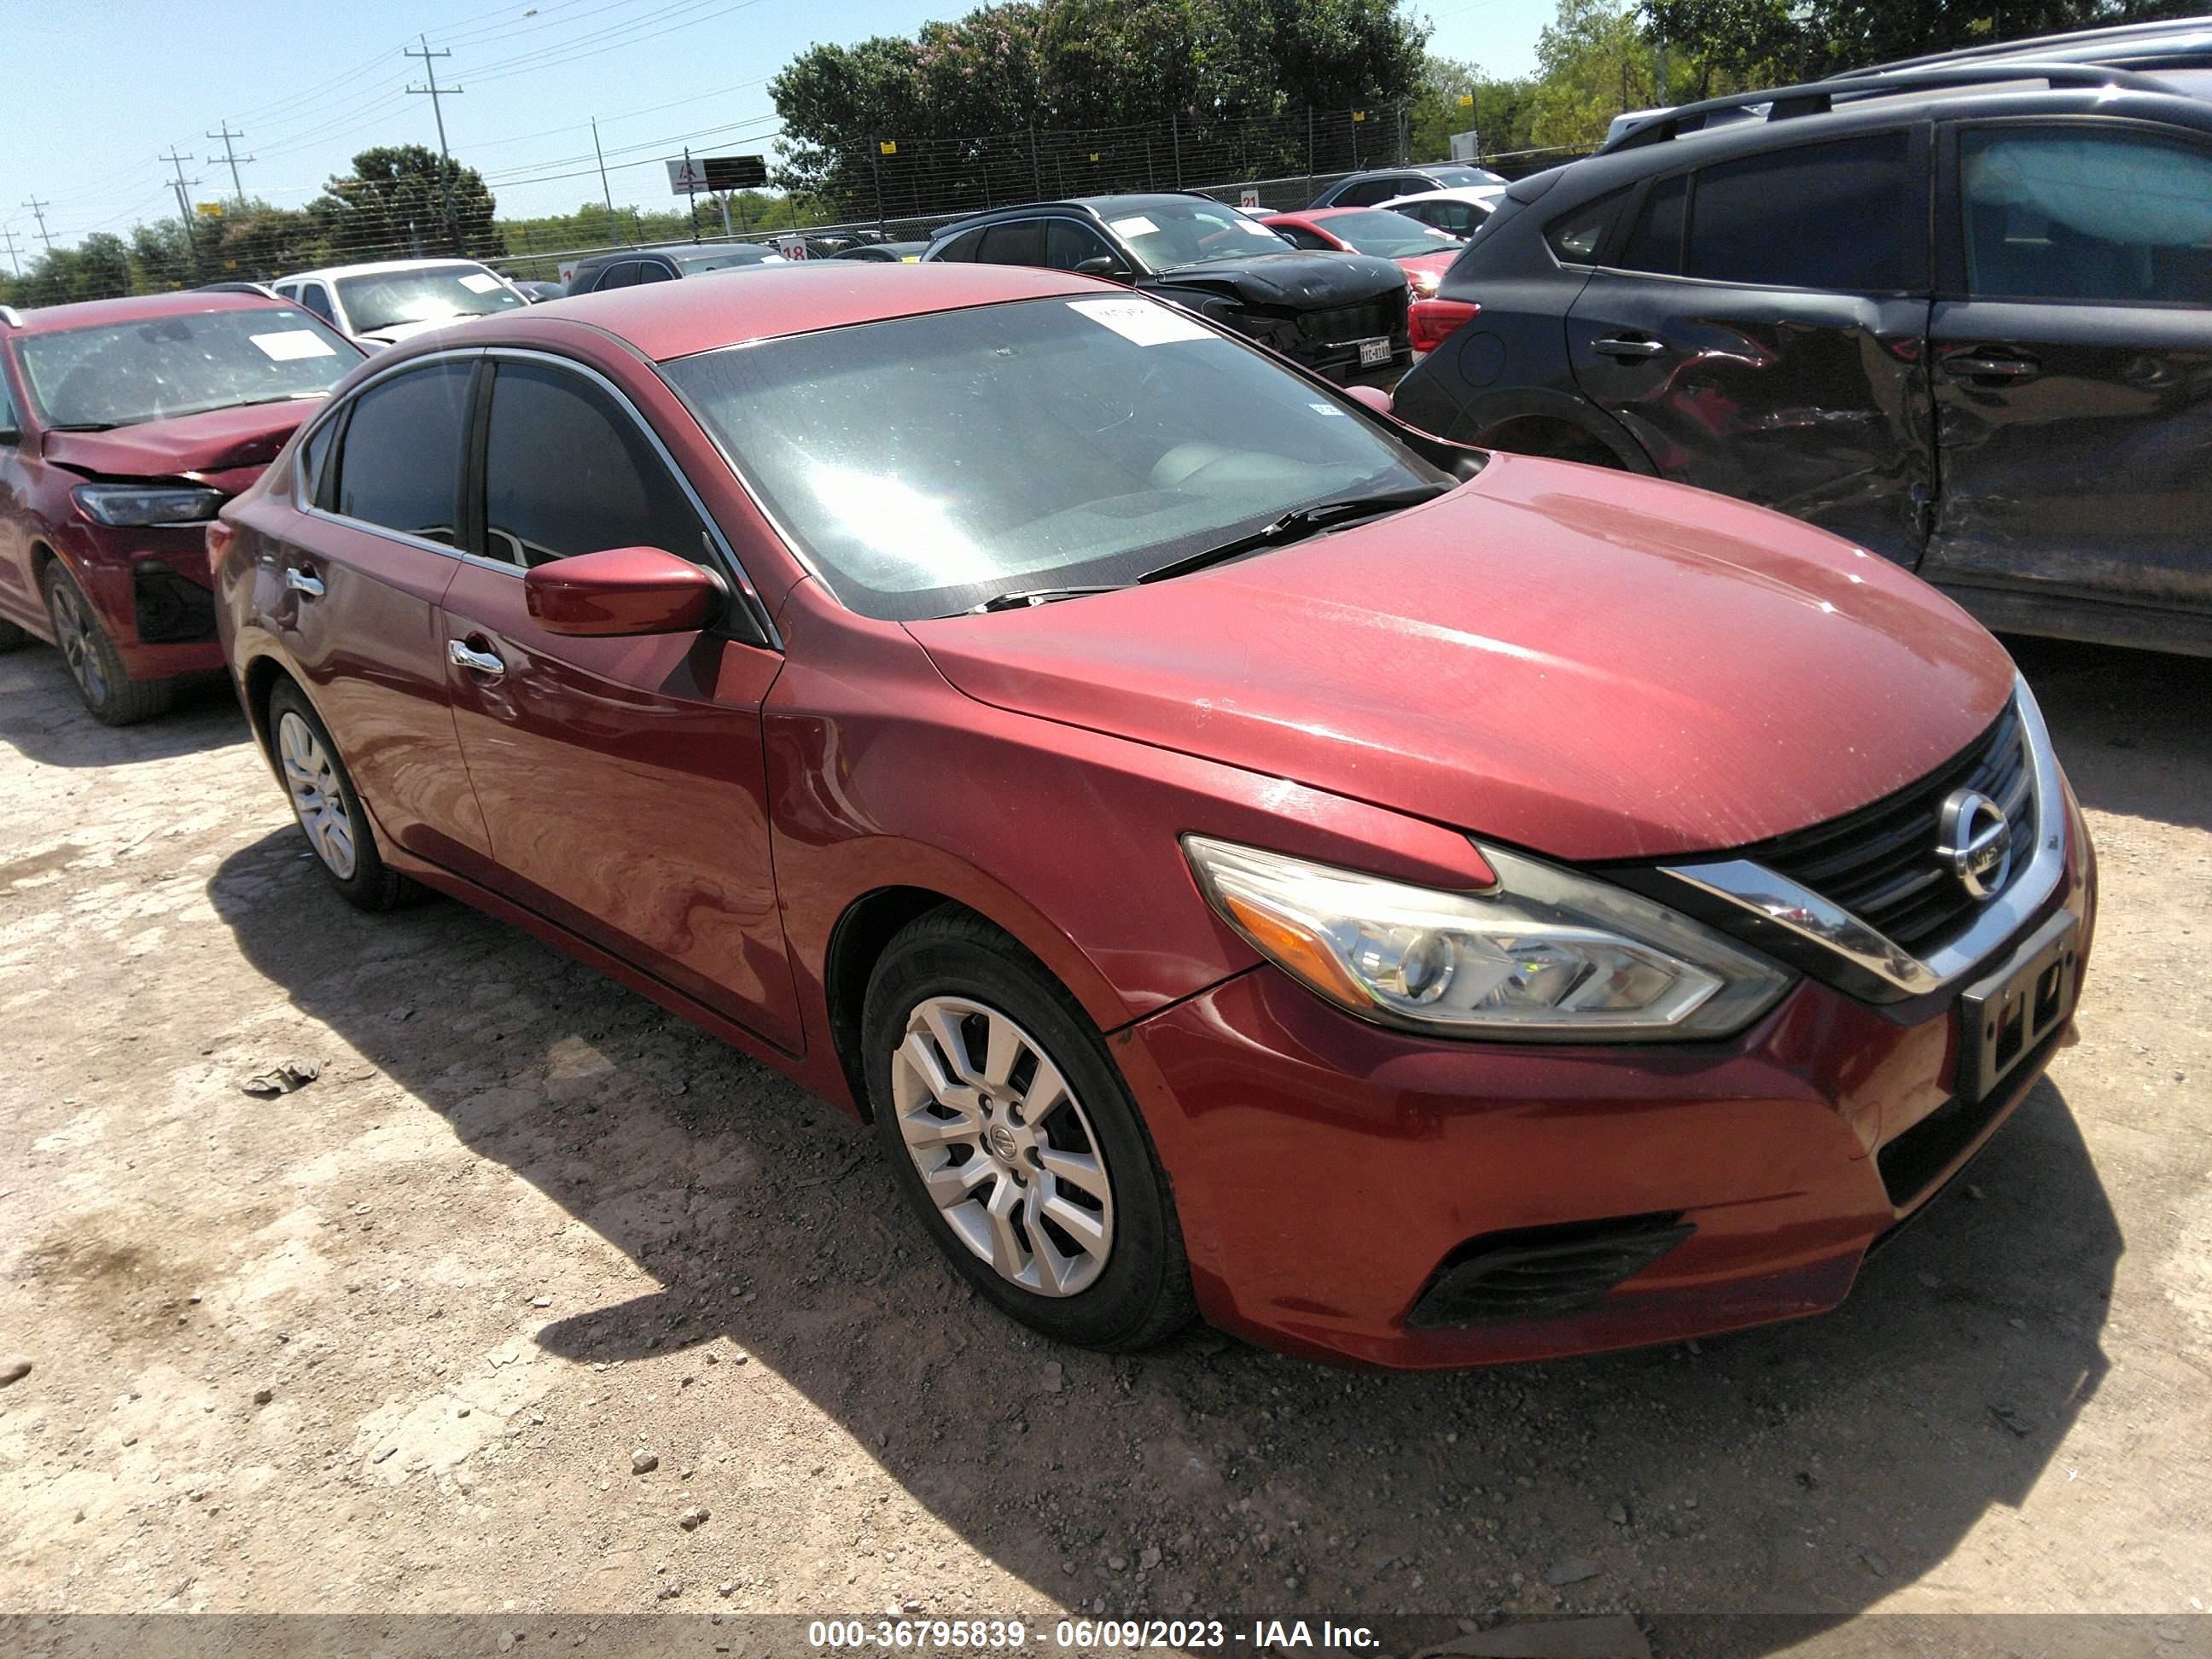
top-left (73, 484), bottom-right (225, 527)
top-left (1183, 835), bottom-right (1793, 1040)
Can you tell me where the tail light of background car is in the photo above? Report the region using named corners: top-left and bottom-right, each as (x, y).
top-left (1409, 298), bottom-right (1481, 355)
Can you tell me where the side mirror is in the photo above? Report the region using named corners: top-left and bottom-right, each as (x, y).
top-left (524, 546), bottom-right (723, 637)
top-left (1342, 385), bottom-right (1394, 417)
top-left (1074, 255), bottom-right (1127, 279)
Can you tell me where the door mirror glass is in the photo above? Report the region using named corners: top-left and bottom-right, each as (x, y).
top-left (1342, 385), bottom-right (1393, 416)
top-left (523, 545), bottom-right (722, 636)
top-left (1073, 255), bottom-right (1122, 277)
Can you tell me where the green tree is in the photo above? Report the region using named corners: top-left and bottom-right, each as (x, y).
top-left (1408, 54), bottom-right (1483, 160)
top-left (310, 144), bottom-right (501, 264)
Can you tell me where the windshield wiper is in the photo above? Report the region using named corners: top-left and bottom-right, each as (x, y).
top-left (970, 585), bottom-right (1125, 614)
top-left (44, 421), bottom-right (119, 433)
top-left (1138, 486), bottom-right (1447, 585)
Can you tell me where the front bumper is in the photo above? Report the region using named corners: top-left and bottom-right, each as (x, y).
top-left (1120, 789), bottom-right (2096, 1370)
top-left (74, 525), bottom-right (225, 680)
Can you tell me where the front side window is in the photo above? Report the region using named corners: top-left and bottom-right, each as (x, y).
top-left (17, 307), bottom-right (356, 431)
top-left (587, 262), bottom-right (639, 292)
top-left (1272, 223), bottom-right (1337, 252)
top-left (299, 412), bottom-right (339, 506)
top-left (299, 284), bottom-right (337, 323)
top-left (334, 266), bottom-right (525, 333)
top-left (635, 261), bottom-right (676, 284)
top-left (1960, 125), bottom-right (2212, 304)
top-left (930, 228), bottom-right (985, 263)
top-left (329, 361), bottom-right (472, 543)
top-left (1045, 219), bottom-right (1118, 270)
top-left (1687, 131), bottom-right (1920, 292)
top-left (662, 294), bottom-right (1447, 621)
top-left (480, 360), bottom-right (707, 568)
top-left (0, 366), bottom-right (19, 438)
top-left (1100, 201), bottom-right (1293, 271)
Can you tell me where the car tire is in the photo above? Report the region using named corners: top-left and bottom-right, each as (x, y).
top-left (863, 907), bottom-right (1196, 1352)
top-left (265, 678), bottom-right (413, 912)
top-left (42, 563), bottom-right (174, 725)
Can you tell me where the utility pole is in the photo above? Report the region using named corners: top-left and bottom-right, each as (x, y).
top-left (206, 121), bottom-right (255, 201)
top-left (404, 35), bottom-right (463, 253)
top-left (21, 197), bottom-right (55, 253)
top-left (591, 118), bottom-right (617, 244)
top-left (1, 224), bottom-right (22, 278)
top-left (159, 150), bottom-right (202, 280)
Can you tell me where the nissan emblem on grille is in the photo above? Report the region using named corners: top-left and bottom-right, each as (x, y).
top-left (1937, 788), bottom-right (2013, 900)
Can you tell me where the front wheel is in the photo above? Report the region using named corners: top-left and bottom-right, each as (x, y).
top-left (864, 909), bottom-right (1195, 1351)
top-left (43, 563), bottom-right (173, 725)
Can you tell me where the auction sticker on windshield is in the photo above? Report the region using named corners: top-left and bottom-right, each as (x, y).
top-left (1107, 214), bottom-right (1159, 237)
top-left (1068, 296), bottom-right (1210, 346)
top-left (458, 272), bottom-right (504, 293)
top-left (250, 331), bottom-right (339, 361)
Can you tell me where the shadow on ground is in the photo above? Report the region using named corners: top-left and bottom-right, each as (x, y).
top-left (206, 799), bottom-right (2121, 1655)
top-left (0, 648), bottom-right (246, 769)
top-left (2008, 633), bottom-right (2211, 834)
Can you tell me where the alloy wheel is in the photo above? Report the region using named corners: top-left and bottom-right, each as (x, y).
top-left (888, 995), bottom-right (1116, 1296)
top-left (48, 579), bottom-right (107, 707)
top-left (277, 711), bottom-right (358, 881)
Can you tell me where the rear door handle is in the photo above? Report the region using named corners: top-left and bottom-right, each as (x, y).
top-left (1941, 352), bottom-right (2040, 382)
top-left (283, 568), bottom-right (324, 597)
top-left (1591, 335), bottom-right (1669, 359)
top-left (447, 637), bottom-right (504, 677)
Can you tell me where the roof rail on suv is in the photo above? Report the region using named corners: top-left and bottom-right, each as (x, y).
top-left (1599, 61), bottom-right (2173, 154)
top-left (1835, 14), bottom-right (2212, 79)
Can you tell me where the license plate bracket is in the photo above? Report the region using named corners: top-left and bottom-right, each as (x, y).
top-left (1955, 910), bottom-right (2081, 1103)
top-left (1357, 336), bottom-right (1392, 368)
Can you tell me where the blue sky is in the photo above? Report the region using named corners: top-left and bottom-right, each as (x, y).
top-left (0, 0), bottom-right (1555, 259)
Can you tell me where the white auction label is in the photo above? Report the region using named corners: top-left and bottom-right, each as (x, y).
top-left (251, 331), bottom-right (338, 360)
top-left (458, 272), bottom-right (504, 293)
top-left (1106, 214), bottom-right (1158, 237)
top-left (1068, 297), bottom-right (1210, 346)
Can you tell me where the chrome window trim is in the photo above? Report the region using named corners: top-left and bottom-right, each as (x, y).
top-left (291, 343), bottom-right (781, 649)
top-left (1656, 673), bottom-right (2064, 998)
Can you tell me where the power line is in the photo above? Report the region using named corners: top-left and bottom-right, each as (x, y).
top-left (207, 121), bottom-right (257, 201)
top-left (21, 197), bottom-right (55, 252)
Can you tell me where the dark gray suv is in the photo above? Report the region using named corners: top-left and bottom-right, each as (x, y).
top-left (1390, 63), bottom-right (2212, 658)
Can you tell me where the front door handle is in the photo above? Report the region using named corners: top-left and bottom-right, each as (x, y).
top-left (447, 637), bottom-right (504, 677)
top-left (283, 568), bottom-right (324, 597)
top-left (1591, 335), bottom-right (1669, 359)
top-left (1940, 352), bottom-right (2040, 383)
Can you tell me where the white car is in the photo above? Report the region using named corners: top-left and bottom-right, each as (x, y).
top-left (1375, 185), bottom-right (1510, 242)
top-left (269, 258), bottom-right (530, 349)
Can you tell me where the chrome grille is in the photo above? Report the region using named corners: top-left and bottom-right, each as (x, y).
top-left (1738, 701), bottom-right (2034, 955)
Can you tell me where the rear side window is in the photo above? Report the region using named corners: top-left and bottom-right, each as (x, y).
top-left (1546, 186), bottom-right (1633, 263)
top-left (1687, 131), bottom-right (1921, 292)
top-left (1617, 174), bottom-right (1687, 274)
top-left (977, 220), bottom-right (1046, 265)
top-left (1959, 125), bottom-right (2212, 304)
top-left (480, 360), bottom-right (708, 568)
top-left (331, 362), bottom-right (472, 543)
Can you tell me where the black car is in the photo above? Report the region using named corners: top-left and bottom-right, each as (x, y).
top-left (564, 242), bottom-right (786, 295)
top-left (1389, 62), bottom-right (2212, 658)
top-left (923, 194), bottom-right (1412, 386)
top-left (1309, 164), bottom-right (1507, 208)
top-left (834, 241), bottom-right (930, 262)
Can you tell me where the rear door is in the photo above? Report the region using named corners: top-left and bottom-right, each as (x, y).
top-left (1565, 128), bottom-right (1937, 567)
top-left (1923, 119), bottom-right (2212, 637)
top-left (275, 356), bottom-right (493, 873)
top-left (436, 352), bottom-right (800, 1051)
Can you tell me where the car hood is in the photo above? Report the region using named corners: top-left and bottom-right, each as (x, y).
top-left (905, 454), bottom-right (2017, 863)
top-left (1155, 250), bottom-right (1408, 309)
top-left (40, 399), bottom-right (326, 493)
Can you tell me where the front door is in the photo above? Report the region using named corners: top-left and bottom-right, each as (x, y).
top-left (436, 354), bottom-right (801, 1051)
top-left (1924, 119), bottom-right (2212, 636)
top-left (1565, 128), bottom-right (1936, 567)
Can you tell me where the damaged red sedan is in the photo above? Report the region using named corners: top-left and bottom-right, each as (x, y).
top-left (1, 292), bottom-right (363, 722)
top-left (212, 264), bottom-right (2095, 1368)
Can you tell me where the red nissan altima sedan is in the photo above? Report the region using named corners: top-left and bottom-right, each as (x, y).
top-left (212, 264), bottom-right (2095, 1369)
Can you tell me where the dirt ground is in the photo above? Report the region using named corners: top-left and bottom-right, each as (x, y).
top-left (0, 631), bottom-right (2207, 1657)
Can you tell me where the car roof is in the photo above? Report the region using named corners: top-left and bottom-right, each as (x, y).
top-left (928, 193), bottom-right (1231, 238)
top-left (469, 260), bottom-right (1101, 363)
top-left (579, 242), bottom-right (778, 265)
top-left (278, 258), bottom-right (494, 282)
top-left (2, 288), bottom-right (300, 339)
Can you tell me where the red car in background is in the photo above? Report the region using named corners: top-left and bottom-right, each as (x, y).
top-left (214, 265), bottom-right (2093, 1369)
top-left (0, 292), bottom-right (363, 723)
top-left (1262, 207), bottom-right (1464, 296)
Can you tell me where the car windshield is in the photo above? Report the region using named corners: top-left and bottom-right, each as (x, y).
top-left (335, 266), bottom-right (525, 332)
top-left (1100, 201), bottom-right (1296, 270)
top-left (17, 306), bottom-right (357, 430)
top-left (1427, 166), bottom-right (1506, 187)
top-left (663, 294), bottom-right (1446, 621)
top-left (1320, 209), bottom-right (1463, 259)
